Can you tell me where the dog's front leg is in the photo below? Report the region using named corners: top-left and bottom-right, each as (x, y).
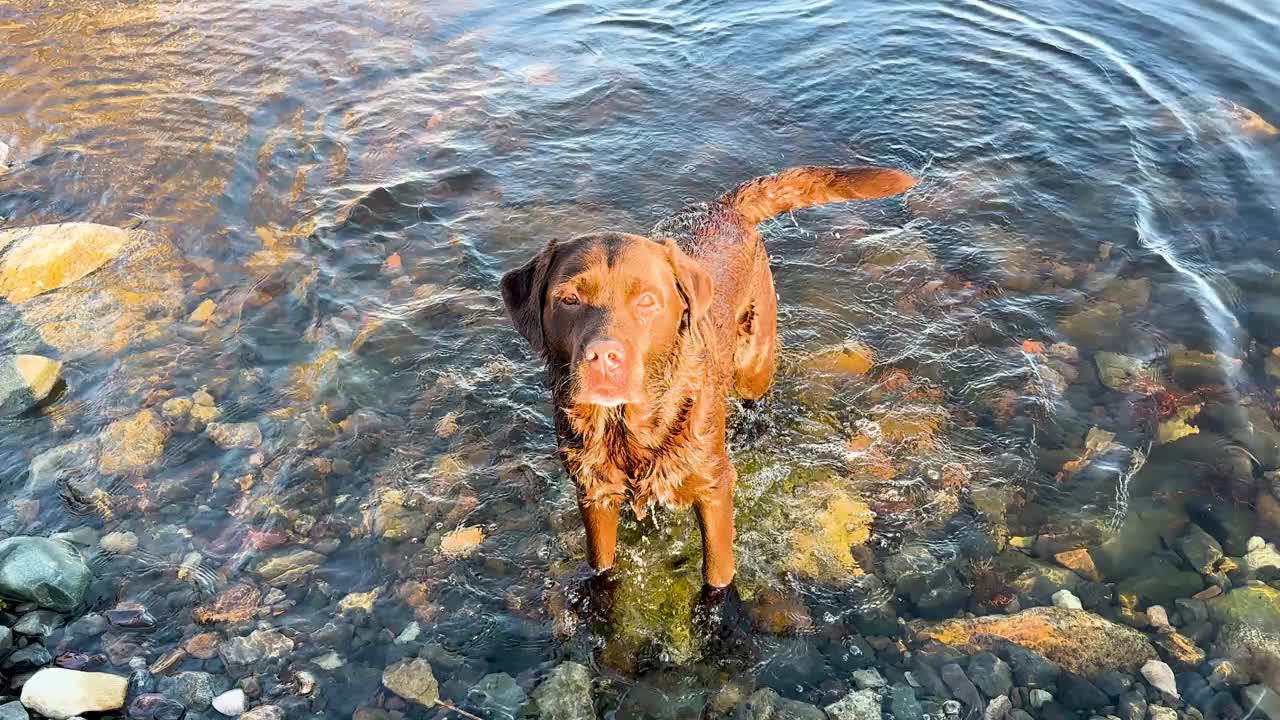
top-left (578, 497), bottom-right (621, 574)
top-left (694, 465), bottom-right (737, 588)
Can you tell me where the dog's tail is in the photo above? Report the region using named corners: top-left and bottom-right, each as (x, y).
top-left (720, 165), bottom-right (917, 225)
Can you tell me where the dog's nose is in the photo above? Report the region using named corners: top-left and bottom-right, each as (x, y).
top-left (583, 340), bottom-right (626, 373)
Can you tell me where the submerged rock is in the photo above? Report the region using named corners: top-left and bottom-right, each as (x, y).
top-left (825, 688), bottom-right (881, 720)
top-left (467, 673), bottom-right (528, 720)
top-left (917, 607), bottom-right (1157, 677)
top-left (733, 688), bottom-right (823, 720)
top-left (0, 223), bottom-right (188, 358)
top-left (19, 668), bottom-right (128, 720)
top-left (206, 422), bottom-right (263, 450)
top-left (1208, 585), bottom-right (1280, 633)
top-left (531, 662), bottom-right (596, 720)
top-left (1141, 659), bottom-right (1179, 698)
top-left (0, 354), bottom-right (61, 416)
top-left (97, 408), bottom-right (170, 475)
top-left (0, 536), bottom-right (91, 611)
top-left (382, 658), bottom-right (439, 707)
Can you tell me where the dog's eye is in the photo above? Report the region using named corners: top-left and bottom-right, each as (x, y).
top-left (636, 293), bottom-right (657, 309)
top-left (559, 293), bottom-right (581, 306)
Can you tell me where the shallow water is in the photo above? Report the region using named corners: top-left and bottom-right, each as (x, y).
top-left (2, 0), bottom-right (1280, 716)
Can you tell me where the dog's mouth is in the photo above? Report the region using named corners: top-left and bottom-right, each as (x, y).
top-left (573, 383), bottom-right (643, 407)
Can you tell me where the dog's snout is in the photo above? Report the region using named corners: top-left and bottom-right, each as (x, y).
top-left (583, 340), bottom-right (626, 372)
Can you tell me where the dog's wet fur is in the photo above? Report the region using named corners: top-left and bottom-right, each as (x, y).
top-left (501, 165), bottom-right (917, 641)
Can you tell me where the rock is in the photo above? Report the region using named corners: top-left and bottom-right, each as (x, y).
top-left (1094, 670), bottom-right (1133, 699)
top-left (918, 607), bottom-right (1157, 677)
top-left (240, 707), bottom-right (283, 720)
top-left (98, 409), bottom-right (170, 475)
top-left (941, 664), bottom-right (982, 711)
top-left (1169, 348), bottom-right (1235, 387)
top-left (0, 701), bottom-right (27, 720)
top-left (1053, 549), bottom-right (1102, 582)
top-left (984, 696), bottom-right (1012, 720)
top-left (825, 689), bottom-right (882, 720)
top-left (1175, 598), bottom-right (1209, 624)
top-left (1244, 540), bottom-right (1280, 574)
top-left (212, 689), bottom-right (246, 716)
top-left (1178, 524), bottom-right (1225, 575)
top-left (1141, 659), bottom-right (1179, 698)
top-left (440, 526), bottom-right (485, 558)
top-left (19, 668), bottom-right (128, 720)
top-left (853, 668), bottom-right (887, 691)
top-left (127, 694), bottom-right (186, 720)
top-left (1052, 589), bottom-right (1083, 610)
top-left (206, 422), bottom-right (262, 450)
top-left (1057, 673), bottom-right (1109, 710)
top-left (1208, 585), bottom-right (1280, 633)
top-left (968, 653), bottom-right (1014, 697)
top-left (1059, 301), bottom-right (1126, 349)
top-left (0, 355), bottom-right (61, 416)
top-left (1094, 352), bottom-right (1152, 392)
top-left (0, 536), bottom-right (91, 611)
top-left (467, 673), bottom-right (528, 720)
top-left (1029, 690), bottom-right (1053, 709)
top-left (1000, 643), bottom-right (1061, 688)
top-left (185, 632), bottom-right (220, 659)
top-left (1242, 685), bottom-right (1280, 720)
top-left (1148, 605), bottom-right (1170, 628)
top-left (189, 299), bottom-right (217, 323)
top-left (531, 662), bottom-right (596, 720)
top-left (314, 651), bottom-right (344, 670)
top-left (1115, 557), bottom-right (1204, 607)
top-left (1152, 632), bottom-right (1205, 670)
top-left (159, 671), bottom-right (223, 710)
top-left (194, 583), bottom-right (261, 624)
top-left (0, 224), bottom-right (188, 358)
top-left (337, 587), bottom-right (382, 614)
top-left (99, 531), bottom-right (138, 555)
top-left (254, 549), bottom-right (325, 586)
top-left (382, 658), bottom-right (439, 707)
top-left (1117, 691), bottom-right (1146, 720)
top-left (993, 551), bottom-right (1085, 607)
top-left (0, 626), bottom-right (10, 654)
top-left (889, 686), bottom-right (924, 720)
top-left (1148, 706), bottom-right (1177, 720)
top-left (14, 609), bottom-right (62, 636)
top-left (372, 489), bottom-right (432, 541)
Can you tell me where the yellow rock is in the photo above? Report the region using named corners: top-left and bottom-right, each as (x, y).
top-left (0, 223), bottom-right (131, 303)
top-left (918, 607), bottom-right (1157, 677)
top-left (337, 587), bottom-right (382, 613)
top-left (807, 343), bottom-right (876, 376)
top-left (788, 488), bottom-right (874, 581)
top-left (1157, 404), bottom-right (1201, 445)
top-left (189, 299), bottom-right (217, 323)
top-left (98, 409), bottom-right (169, 475)
top-left (440, 526), bottom-right (485, 558)
top-left (1220, 100), bottom-right (1279, 138)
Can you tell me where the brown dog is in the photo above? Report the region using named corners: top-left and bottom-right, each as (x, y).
top-left (501, 166), bottom-right (916, 588)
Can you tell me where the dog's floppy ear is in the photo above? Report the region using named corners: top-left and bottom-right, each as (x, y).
top-left (501, 240), bottom-right (557, 355)
top-left (664, 239), bottom-right (713, 325)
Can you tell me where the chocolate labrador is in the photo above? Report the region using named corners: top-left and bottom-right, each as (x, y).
top-left (501, 165), bottom-right (916, 589)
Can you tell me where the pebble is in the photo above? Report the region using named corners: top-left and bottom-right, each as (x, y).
top-left (14, 609), bottom-right (63, 636)
top-left (530, 662), bottom-right (595, 720)
top-left (213, 689), bottom-right (247, 716)
top-left (1148, 706), bottom-right (1177, 720)
top-left (313, 651), bottom-right (345, 670)
top-left (1051, 589), bottom-right (1083, 609)
top-left (944, 700), bottom-right (962, 718)
top-left (852, 668), bottom-right (887, 690)
top-left (984, 695), bottom-right (1012, 720)
top-left (968, 652), bottom-right (1014, 697)
top-left (1029, 690), bottom-right (1053, 709)
top-left (159, 670), bottom-right (222, 710)
top-left (241, 707), bottom-right (284, 720)
top-left (20, 668), bottom-right (128, 719)
top-left (382, 658), bottom-right (439, 707)
top-left (1147, 605), bottom-right (1170, 629)
top-left (0, 701), bottom-right (28, 720)
top-left (99, 531), bottom-right (139, 555)
top-left (826, 689), bottom-right (882, 720)
top-left (206, 421), bottom-right (263, 450)
top-left (468, 673), bottom-right (529, 720)
top-left (128, 694), bottom-right (186, 720)
top-left (1141, 659), bottom-right (1179, 698)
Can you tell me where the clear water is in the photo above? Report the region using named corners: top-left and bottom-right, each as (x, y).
top-left (1, 0), bottom-right (1278, 716)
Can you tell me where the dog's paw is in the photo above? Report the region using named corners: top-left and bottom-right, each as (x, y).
top-left (568, 570), bottom-right (618, 632)
top-left (693, 582), bottom-right (753, 665)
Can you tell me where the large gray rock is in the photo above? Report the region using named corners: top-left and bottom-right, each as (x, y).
top-left (825, 689), bottom-right (881, 720)
top-left (532, 662), bottom-right (596, 720)
top-left (0, 536), bottom-right (91, 611)
top-left (733, 688), bottom-right (824, 720)
top-left (0, 355), bottom-right (60, 416)
top-left (19, 668), bottom-right (127, 720)
top-left (1242, 685), bottom-right (1280, 720)
top-left (159, 671), bottom-right (225, 710)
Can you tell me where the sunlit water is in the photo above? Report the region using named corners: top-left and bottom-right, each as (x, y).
top-left (1, 0), bottom-right (1279, 716)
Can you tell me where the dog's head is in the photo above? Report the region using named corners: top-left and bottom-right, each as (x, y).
top-left (501, 232), bottom-right (713, 407)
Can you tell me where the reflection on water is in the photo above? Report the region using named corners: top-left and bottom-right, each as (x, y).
top-left (2, 0), bottom-right (1280, 717)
